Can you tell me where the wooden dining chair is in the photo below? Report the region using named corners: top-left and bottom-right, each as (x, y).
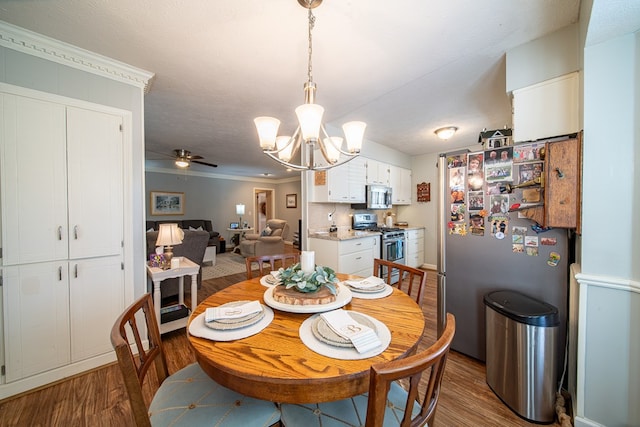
top-left (110, 293), bottom-right (281, 427)
top-left (373, 258), bottom-right (428, 305)
top-left (280, 313), bottom-right (456, 427)
top-left (245, 252), bottom-right (300, 279)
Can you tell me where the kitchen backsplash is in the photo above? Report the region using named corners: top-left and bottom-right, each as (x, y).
top-left (308, 203), bottom-right (398, 232)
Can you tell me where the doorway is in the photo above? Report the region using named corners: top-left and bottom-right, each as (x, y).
top-left (253, 188), bottom-right (275, 234)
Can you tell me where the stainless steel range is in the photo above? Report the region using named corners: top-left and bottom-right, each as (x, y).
top-left (352, 213), bottom-right (406, 283)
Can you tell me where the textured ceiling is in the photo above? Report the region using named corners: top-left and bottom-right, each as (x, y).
top-left (0, 0), bottom-right (584, 178)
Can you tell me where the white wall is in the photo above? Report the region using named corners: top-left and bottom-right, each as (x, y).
top-left (575, 30), bottom-right (640, 427)
top-left (145, 169), bottom-right (301, 241)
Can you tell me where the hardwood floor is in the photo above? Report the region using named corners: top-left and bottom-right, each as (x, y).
top-left (0, 258), bottom-right (562, 426)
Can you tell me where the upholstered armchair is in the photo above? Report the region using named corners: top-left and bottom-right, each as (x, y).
top-left (239, 219), bottom-right (290, 257)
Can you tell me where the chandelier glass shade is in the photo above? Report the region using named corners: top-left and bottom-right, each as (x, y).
top-left (254, 0), bottom-right (366, 171)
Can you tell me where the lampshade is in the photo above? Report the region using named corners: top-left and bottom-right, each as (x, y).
top-left (323, 137), bottom-right (343, 164)
top-left (175, 158), bottom-right (190, 168)
top-left (435, 126), bottom-right (458, 140)
top-left (342, 121), bottom-right (366, 153)
top-left (236, 204), bottom-right (245, 215)
top-left (155, 223), bottom-right (184, 247)
top-left (276, 136), bottom-right (294, 162)
top-left (295, 103), bottom-right (325, 140)
top-left (254, 117), bottom-right (281, 150)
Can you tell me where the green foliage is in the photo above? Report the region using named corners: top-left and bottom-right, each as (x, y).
top-left (277, 263), bottom-right (338, 295)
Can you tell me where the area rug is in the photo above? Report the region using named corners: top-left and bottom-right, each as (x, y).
top-left (201, 252), bottom-right (247, 279)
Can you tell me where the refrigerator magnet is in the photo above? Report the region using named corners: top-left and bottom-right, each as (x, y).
top-left (495, 231), bottom-right (505, 239)
top-left (547, 252), bottom-right (561, 267)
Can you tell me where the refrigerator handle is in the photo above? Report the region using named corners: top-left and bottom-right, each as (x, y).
top-left (436, 154), bottom-right (448, 337)
top-left (437, 274), bottom-right (446, 337)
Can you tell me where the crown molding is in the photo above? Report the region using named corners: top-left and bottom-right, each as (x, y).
top-left (0, 20), bottom-right (155, 93)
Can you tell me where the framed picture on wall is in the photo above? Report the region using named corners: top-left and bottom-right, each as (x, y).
top-left (286, 193), bottom-right (297, 208)
top-left (150, 191), bottom-right (184, 215)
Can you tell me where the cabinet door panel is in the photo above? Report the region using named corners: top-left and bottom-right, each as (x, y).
top-left (69, 256), bottom-right (124, 361)
top-left (545, 138), bottom-right (580, 228)
top-left (1, 95), bottom-right (68, 264)
top-left (3, 263), bottom-right (70, 382)
top-left (67, 107), bottom-right (123, 259)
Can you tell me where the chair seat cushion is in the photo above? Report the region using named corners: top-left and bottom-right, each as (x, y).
top-left (149, 363), bottom-right (281, 426)
top-left (280, 381), bottom-right (421, 427)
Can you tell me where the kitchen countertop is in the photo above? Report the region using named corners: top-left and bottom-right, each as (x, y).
top-left (308, 225), bottom-right (425, 241)
top-left (308, 230), bottom-right (381, 241)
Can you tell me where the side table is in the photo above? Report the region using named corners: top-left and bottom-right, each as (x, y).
top-left (226, 227), bottom-right (253, 253)
top-left (146, 256), bottom-right (200, 334)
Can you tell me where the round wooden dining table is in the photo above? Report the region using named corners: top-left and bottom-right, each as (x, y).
top-left (187, 274), bottom-right (425, 404)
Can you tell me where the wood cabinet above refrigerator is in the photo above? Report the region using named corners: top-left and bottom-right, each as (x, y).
top-left (520, 133), bottom-right (582, 232)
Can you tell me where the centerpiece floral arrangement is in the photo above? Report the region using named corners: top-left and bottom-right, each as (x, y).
top-left (277, 263), bottom-right (339, 295)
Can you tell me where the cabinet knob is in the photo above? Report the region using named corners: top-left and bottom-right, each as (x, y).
top-left (555, 168), bottom-right (565, 179)
top-left (58, 226), bottom-right (63, 241)
top-left (74, 225), bottom-right (79, 240)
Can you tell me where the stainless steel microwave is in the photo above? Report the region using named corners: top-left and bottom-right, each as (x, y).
top-left (366, 185), bottom-right (392, 209)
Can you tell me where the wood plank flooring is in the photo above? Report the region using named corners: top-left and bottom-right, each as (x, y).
top-left (0, 259), bottom-right (562, 426)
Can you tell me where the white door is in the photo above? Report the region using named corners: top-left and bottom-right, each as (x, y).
top-left (69, 256), bottom-right (124, 361)
top-left (1, 94), bottom-right (68, 265)
top-left (3, 263), bottom-right (71, 382)
top-left (67, 107), bottom-right (123, 260)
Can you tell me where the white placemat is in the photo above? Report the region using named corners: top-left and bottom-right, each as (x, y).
top-left (348, 284), bottom-right (393, 300)
top-left (299, 312), bottom-right (391, 360)
top-left (189, 306), bottom-right (274, 341)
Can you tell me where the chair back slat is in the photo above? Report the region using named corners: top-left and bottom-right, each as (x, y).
top-left (373, 258), bottom-right (428, 305)
top-left (365, 313), bottom-right (456, 427)
top-left (110, 293), bottom-right (169, 427)
top-left (245, 253), bottom-right (300, 279)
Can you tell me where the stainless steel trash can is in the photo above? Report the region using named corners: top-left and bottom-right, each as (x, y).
top-left (484, 290), bottom-right (559, 424)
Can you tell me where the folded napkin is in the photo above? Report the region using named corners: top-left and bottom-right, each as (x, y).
top-left (320, 309), bottom-right (382, 353)
top-left (270, 270), bottom-right (281, 279)
top-left (346, 276), bottom-right (386, 289)
top-left (205, 301), bottom-right (262, 322)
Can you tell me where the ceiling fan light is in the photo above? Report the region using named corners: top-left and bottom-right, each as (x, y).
top-left (276, 136), bottom-right (294, 162)
top-left (295, 103), bottom-right (324, 141)
top-left (254, 117), bottom-right (281, 150)
top-left (343, 121), bottom-right (366, 153)
top-left (435, 126), bottom-right (458, 140)
top-left (175, 158), bottom-right (190, 168)
top-left (323, 137), bottom-right (343, 163)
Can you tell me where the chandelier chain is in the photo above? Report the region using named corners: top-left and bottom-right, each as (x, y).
top-left (307, 7), bottom-right (315, 83)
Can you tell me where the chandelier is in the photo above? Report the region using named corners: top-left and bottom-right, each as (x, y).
top-left (254, 0), bottom-right (366, 171)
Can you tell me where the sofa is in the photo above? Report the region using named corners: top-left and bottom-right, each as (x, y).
top-left (146, 229), bottom-right (210, 299)
top-left (146, 219), bottom-right (221, 253)
top-left (238, 219), bottom-right (290, 257)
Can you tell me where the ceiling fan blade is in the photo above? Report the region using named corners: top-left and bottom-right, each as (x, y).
top-left (189, 155), bottom-right (204, 160)
top-left (192, 160), bottom-right (218, 168)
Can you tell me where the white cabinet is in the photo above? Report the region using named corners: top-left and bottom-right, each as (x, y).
top-left (309, 235), bottom-right (379, 278)
top-left (3, 263), bottom-right (70, 382)
top-left (365, 158), bottom-right (390, 186)
top-left (390, 165), bottom-right (412, 205)
top-left (405, 228), bottom-right (424, 268)
top-left (310, 156), bottom-right (366, 203)
top-left (512, 72), bottom-right (579, 143)
top-left (1, 93), bottom-right (125, 382)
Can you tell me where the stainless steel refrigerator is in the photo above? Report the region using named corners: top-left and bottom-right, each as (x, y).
top-left (436, 147), bottom-right (568, 362)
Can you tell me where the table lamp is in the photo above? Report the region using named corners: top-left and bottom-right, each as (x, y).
top-left (236, 204), bottom-right (245, 228)
top-left (155, 223), bottom-right (184, 267)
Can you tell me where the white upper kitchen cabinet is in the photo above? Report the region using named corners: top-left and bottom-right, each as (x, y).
top-left (365, 158), bottom-right (390, 186)
top-left (309, 156), bottom-right (366, 203)
top-left (512, 72), bottom-right (579, 143)
top-left (390, 165), bottom-right (412, 205)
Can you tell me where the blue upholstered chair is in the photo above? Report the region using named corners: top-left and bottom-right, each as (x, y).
top-left (280, 313), bottom-right (456, 427)
top-left (111, 293), bottom-right (281, 426)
